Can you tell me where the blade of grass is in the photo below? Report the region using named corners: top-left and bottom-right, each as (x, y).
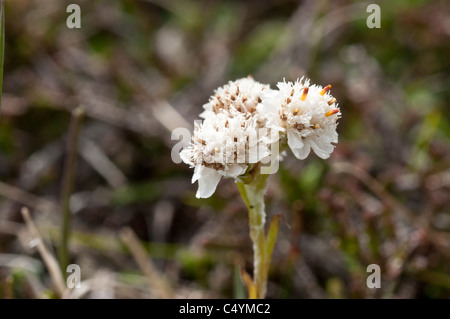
top-left (0, 0), bottom-right (4, 112)
top-left (58, 107), bottom-right (84, 272)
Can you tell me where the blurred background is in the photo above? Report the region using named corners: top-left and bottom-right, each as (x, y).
top-left (0, 0), bottom-right (449, 298)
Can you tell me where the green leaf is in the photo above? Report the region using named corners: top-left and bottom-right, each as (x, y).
top-left (233, 265), bottom-right (247, 299)
top-left (236, 181), bottom-right (251, 208)
top-left (240, 268), bottom-right (257, 299)
top-left (265, 214), bottom-right (280, 259)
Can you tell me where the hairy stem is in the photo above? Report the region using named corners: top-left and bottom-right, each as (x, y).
top-left (237, 172), bottom-right (269, 299)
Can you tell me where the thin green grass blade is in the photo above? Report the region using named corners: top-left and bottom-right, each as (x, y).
top-left (0, 0), bottom-right (5, 112)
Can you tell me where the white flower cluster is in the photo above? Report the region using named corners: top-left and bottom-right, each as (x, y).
top-left (180, 76), bottom-right (341, 198)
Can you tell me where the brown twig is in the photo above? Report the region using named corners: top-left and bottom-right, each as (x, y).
top-left (20, 207), bottom-right (65, 298)
top-left (58, 107), bottom-right (84, 272)
top-left (119, 227), bottom-right (174, 298)
top-left (0, 181), bottom-right (60, 214)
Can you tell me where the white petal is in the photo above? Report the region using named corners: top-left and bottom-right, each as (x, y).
top-left (224, 164), bottom-right (247, 178)
top-left (195, 166), bottom-right (222, 198)
top-left (309, 136), bottom-right (334, 159)
top-left (287, 130), bottom-right (304, 149)
top-left (192, 165), bottom-right (201, 183)
top-left (288, 131), bottom-right (311, 159)
top-left (291, 145), bottom-right (311, 160)
top-left (180, 148), bottom-right (192, 165)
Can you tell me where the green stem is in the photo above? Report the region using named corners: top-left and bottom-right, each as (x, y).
top-left (58, 107), bottom-right (84, 272)
top-left (237, 172), bottom-right (269, 299)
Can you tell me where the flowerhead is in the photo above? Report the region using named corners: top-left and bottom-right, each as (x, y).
top-left (258, 77), bottom-right (340, 160)
top-left (200, 76), bottom-right (270, 120)
top-left (180, 77), bottom-right (272, 198)
top-left (180, 76), bottom-right (341, 198)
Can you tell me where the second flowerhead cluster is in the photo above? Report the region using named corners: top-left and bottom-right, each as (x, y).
top-left (180, 76), bottom-right (341, 198)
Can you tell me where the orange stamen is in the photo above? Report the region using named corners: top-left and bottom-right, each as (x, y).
top-left (320, 85), bottom-right (332, 96)
top-left (301, 87), bottom-right (309, 101)
top-left (328, 97), bottom-right (337, 105)
top-left (325, 109), bottom-right (339, 117)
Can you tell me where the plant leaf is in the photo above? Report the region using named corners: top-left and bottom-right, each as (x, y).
top-left (236, 181), bottom-right (251, 208)
top-left (266, 214), bottom-right (280, 259)
top-left (240, 268), bottom-right (257, 299)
